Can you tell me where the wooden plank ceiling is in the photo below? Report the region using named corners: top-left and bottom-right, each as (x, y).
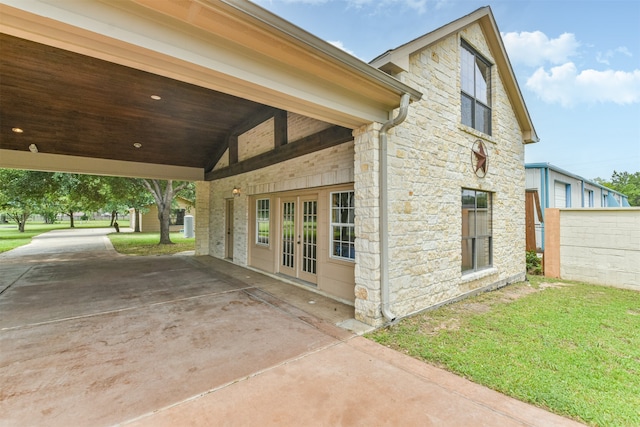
top-left (0, 33), bottom-right (350, 179)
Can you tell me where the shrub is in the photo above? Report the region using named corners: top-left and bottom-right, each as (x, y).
top-left (526, 250), bottom-right (542, 275)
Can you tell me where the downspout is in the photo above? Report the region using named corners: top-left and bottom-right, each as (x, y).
top-left (541, 166), bottom-right (549, 251)
top-left (379, 93), bottom-right (411, 322)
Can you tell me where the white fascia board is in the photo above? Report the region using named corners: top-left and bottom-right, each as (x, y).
top-left (0, 150), bottom-right (204, 181)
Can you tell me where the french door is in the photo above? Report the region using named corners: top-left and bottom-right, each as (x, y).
top-left (280, 196), bottom-right (318, 284)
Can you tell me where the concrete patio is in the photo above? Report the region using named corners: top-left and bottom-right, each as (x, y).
top-left (0, 228), bottom-right (583, 426)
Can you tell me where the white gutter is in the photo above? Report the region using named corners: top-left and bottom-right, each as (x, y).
top-left (379, 93), bottom-right (411, 322)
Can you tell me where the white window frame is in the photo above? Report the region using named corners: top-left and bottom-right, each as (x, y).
top-left (256, 198), bottom-right (270, 246)
top-left (330, 191), bottom-right (355, 261)
top-left (461, 188), bottom-right (493, 274)
top-left (460, 40), bottom-right (492, 135)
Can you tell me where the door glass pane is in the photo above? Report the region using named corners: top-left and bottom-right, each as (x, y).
top-left (302, 201), bottom-right (317, 274)
top-left (282, 202), bottom-right (295, 268)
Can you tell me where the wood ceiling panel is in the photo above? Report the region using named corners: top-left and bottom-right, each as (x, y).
top-left (0, 33), bottom-right (267, 170)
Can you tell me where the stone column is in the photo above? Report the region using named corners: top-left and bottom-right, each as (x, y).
top-left (353, 122), bottom-right (384, 326)
top-left (194, 181), bottom-right (211, 256)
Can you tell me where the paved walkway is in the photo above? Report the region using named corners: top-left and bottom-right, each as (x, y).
top-left (0, 228), bottom-right (584, 426)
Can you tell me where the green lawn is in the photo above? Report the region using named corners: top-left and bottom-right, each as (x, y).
top-left (107, 232), bottom-right (195, 255)
top-left (0, 220), bottom-right (127, 253)
top-left (368, 276), bottom-right (640, 427)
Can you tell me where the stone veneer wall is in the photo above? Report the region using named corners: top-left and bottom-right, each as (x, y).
top-left (194, 181), bottom-right (211, 256)
top-left (353, 23), bottom-right (527, 325)
top-left (199, 140), bottom-right (355, 265)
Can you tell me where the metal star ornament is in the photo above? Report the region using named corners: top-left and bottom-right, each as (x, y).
top-left (472, 140), bottom-right (488, 177)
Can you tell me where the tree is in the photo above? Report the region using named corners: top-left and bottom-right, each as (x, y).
top-left (595, 171), bottom-right (640, 206)
top-left (0, 169), bottom-right (55, 232)
top-left (102, 176), bottom-right (154, 232)
top-left (53, 173), bottom-right (108, 227)
top-left (140, 179), bottom-right (193, 244)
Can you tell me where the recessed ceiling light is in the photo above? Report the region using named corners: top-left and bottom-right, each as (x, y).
top-left (150, 95), bottom-right (161, 100)
top-left (133, 142), bottom-right (143, 148)
top-left (12, 127), bottom-right (24, 133)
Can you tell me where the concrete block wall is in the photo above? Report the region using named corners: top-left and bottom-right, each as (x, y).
top-left (544, 208), bottom-right (640, 289)
top-left (353, 23), bottom-right (527, 325)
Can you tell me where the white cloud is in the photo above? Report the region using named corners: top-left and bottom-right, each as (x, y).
top-left (526, 62), bottom-right (640, 107)
top-left (501, 31), bottom-right (580, 67)
top-left (328, 40), bottom-right (357, 57)
top-left (596, 46), bottom-right (633, 65)
top-left (259, 0), bottom-right (430, 13)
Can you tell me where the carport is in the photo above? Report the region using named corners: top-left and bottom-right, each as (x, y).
top-left (0, 0), bottom-right (419, 311)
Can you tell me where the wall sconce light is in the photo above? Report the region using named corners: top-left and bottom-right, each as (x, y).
top-left (29, 144), bottom-right (38, 153)
top-left (232, 187), bottom-right (241, 197)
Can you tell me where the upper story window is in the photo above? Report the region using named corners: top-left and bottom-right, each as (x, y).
top-left (461, 41), bottom-right (492, 135)
top-left (256, 198), bottom-right (270, 246)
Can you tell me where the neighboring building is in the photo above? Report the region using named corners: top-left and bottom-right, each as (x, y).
top-left (525, 163), bottom-right (630, 250)
top-left (198, 7), bottom-right (538, 326)
top-left (130, 197), bottom-right (195, 233)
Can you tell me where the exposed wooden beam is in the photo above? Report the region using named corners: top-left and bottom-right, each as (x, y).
top-left (230, 106), bottom-right (280, 136)
top-left (274, 109), bottom-right (288, 148)
top-left (205, 126), bottom-right (353, 181)
top-left (204, 106), bottom-right (285, 172)
top-left (228, 134), bottom-right (239, 164)
top-left (205, 137), bottom-right (230, 172)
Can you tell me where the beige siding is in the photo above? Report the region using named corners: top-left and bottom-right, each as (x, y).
top-left (132, 198), bottom-right (195, 233)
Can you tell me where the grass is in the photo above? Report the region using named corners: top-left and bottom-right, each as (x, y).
top-left (107, 232), bottom-right (195, 255)
top-left (368, 276), bottom-right (640, 427)
top-left (0, 220), bottom-right (128, 253)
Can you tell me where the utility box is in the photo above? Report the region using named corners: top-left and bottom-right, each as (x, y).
top-left (183, 215), bottom-right (194, 238)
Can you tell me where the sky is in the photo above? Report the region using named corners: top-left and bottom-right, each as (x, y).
top-left (252, 0), bottom-right (640, 181)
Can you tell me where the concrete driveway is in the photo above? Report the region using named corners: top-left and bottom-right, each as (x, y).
top-left (0, 228), bottom-right (583, 426)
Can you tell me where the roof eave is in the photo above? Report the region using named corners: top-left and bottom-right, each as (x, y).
top-left (206, 0), bottom-right (423, 103)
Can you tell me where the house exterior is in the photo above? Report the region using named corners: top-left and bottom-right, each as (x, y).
top-left (0, 1), bottom-right (537, 327)
top-left (129, 197), bottom-right (195, 233)
top-left (196, 7), bottom-right (538, 326)
top-left (525, 163), bottom-right (630, 250)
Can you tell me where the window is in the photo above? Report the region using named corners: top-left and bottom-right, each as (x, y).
top-left (554, 182), bottom-right (570, 207)
top-left (461, 189), bottom-right (492, 273)
top-left (256, 198), bottom-right (270, 245)
top-left (461, 41), bottom-right (491, 135)
top-left (330, 191), bottom-right (355, 261)
top-left (170, 209), bottom-right (185, 226)
top-left (584, 189), bottom-right (594, 207)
